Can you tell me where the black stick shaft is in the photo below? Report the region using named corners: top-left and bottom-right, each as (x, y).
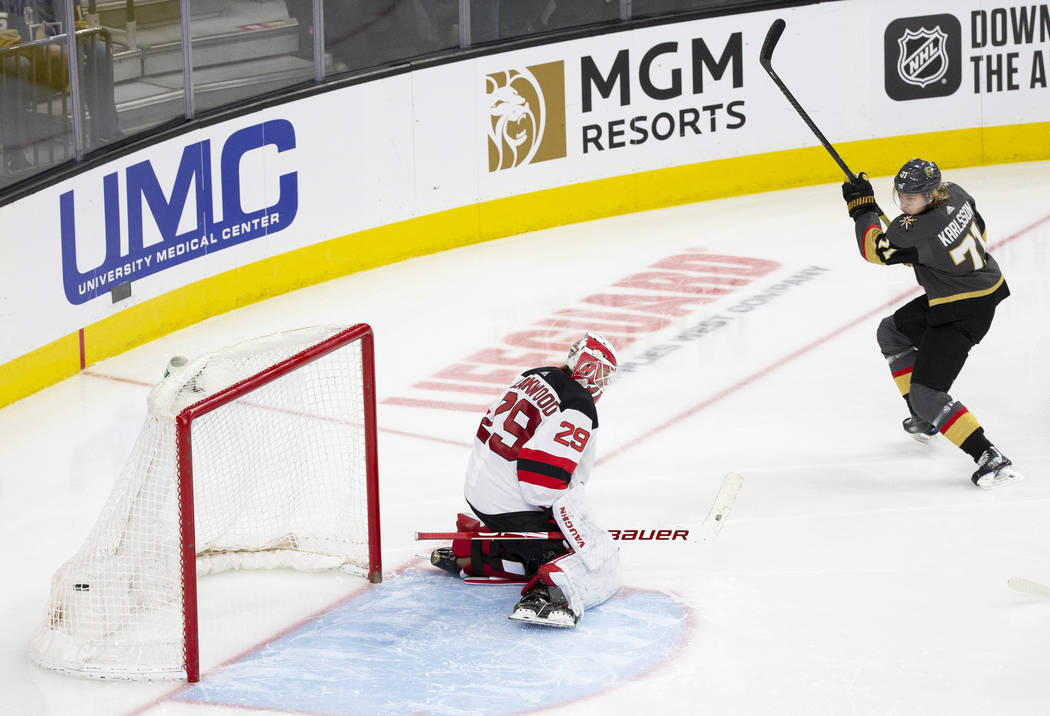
top-left (760, 19), bottom-right (855, 181)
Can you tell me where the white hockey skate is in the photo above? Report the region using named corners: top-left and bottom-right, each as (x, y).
top-left (509, 586), bottom-right (577, 628)
top-left (972, 447), bottom-right (1024, 489)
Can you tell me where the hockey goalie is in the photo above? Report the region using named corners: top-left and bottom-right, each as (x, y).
top-left (429, 333), bottom-right (621, 628)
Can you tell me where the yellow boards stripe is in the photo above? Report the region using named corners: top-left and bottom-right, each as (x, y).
top-left (2, 120), bottom-right (1049, 408)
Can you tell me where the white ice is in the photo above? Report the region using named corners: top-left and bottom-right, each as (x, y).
top-left (2, 161), bottom-right (1049, 715)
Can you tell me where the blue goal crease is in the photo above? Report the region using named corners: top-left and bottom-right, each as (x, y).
top-left (175, 568), bottom-right (689, 716)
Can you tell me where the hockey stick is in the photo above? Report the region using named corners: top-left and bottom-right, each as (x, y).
top-left (417, 472), bottom-right (743, 544)
top-left (700, 471), bottom-right (743, 537)
top-left (416, 529), bottom-right (693, 541)
top-left (1007, 577), bottom-right (1050, 599)
top-left (760, 19), bottom-right (854, 181)
top-left (416, 531), bottom-right (564, 541)
top-left (759, 18), bottom-right (890, 226)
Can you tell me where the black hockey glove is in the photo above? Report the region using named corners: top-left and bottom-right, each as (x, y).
top-left (842, 173), bottom-right (878, 220)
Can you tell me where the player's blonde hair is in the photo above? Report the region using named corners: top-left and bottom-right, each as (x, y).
top-left (927, 184), bottom-right (950, 209)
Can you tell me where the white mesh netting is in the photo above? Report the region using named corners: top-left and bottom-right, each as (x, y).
top-left (28, 326), bottom-right (374, 680)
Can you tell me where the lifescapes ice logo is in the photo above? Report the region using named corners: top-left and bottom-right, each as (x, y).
top-left (884, 14), bottom-right (962, 100)
top-left (60, 119), bottom-right (297, 305)
top-left (486, 61), bottom-right (567, 172)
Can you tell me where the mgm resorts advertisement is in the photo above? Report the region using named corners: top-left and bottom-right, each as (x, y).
top-left (481, 2), bottom-right (1048, 194)
top-left (480, 2), bottom-right (1045, 195)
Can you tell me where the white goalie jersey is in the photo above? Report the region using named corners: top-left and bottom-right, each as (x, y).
top-left (464, 366), bottom-right (599, 517)
top-left (463, 335), bottom-right (621, 622)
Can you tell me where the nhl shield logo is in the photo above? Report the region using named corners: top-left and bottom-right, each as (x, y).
top-left (884, 14), bottom-right (961, 100)
top-left (896, 26), bottom-right (949, 88)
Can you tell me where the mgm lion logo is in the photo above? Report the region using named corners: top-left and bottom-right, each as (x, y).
top-left (487, 61), bottom-right (566, 172)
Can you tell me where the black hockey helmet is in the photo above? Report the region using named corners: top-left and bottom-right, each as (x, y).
top-left (894, 158), bottom-right (942, 196)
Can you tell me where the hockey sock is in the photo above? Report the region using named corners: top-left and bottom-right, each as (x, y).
top-left (960, 427), bottom-right (994, 463)
top-left (936, 402), bottom-right (989, 457)
top-left (889, 355), bottom-right (917, 398)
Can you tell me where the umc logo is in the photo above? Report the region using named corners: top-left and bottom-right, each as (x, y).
top-left (884, 14), bottom-right (962, 100)
top-left (486, 61), bottom-right (567, 172)
top-left (60, 120), bottom-right (297, 305)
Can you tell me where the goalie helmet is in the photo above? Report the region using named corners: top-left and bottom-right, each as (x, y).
top-left (565, 333), bottom-right (617, 402)
top-left (894, 158), bottom-right (941, 197)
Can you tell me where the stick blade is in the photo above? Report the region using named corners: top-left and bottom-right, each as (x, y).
top-left (759, 18), bottom-right (787, 68)
top-left (701, 472), bottom-right (744, 538)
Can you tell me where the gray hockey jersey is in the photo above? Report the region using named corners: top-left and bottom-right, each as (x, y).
top-left (853, 183), bottom-right (1009, 324)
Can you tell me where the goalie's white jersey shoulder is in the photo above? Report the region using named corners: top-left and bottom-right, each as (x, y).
top-left (464, 366), bottom-right (599, 516)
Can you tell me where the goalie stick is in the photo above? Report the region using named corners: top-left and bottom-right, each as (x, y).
top-left (700, 471), bottom-right (743, 538)
top-left (416, 531), bottom-right (564, 541)
top-left (416, 472), bottom-right (743, 544)
top-left (1007, 577), bottom-right (1050, 599)
top-left (415, 529), bottom-right (690, 541)
top-left (759, 18), bottom-right (890, 227)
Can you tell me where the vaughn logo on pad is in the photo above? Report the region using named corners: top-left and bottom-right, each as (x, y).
top-left (884, 14), bottom-right (962, 100)
top-left (486, 61), bottom-right (567, 171)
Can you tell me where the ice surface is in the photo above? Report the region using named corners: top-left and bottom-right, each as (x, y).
top-left (175, 569), bottom-right (687, 716)
top-left (2, 162), bottom-right (1049, 715)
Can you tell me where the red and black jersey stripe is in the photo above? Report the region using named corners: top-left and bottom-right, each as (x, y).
top-left (517, 448), bottom-right (576, 490)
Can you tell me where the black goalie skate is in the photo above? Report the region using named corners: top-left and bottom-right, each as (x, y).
top-left (509, 585), bottom-right (577, 628)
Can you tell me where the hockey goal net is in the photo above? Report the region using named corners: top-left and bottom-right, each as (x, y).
top-left (29, 324), bottom-right (381, 682)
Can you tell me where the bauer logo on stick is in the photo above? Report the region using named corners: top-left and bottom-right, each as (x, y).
top-left (486, 61), bottom-right (567, 172)
top-left (884, 14), bottom-right (962, 101)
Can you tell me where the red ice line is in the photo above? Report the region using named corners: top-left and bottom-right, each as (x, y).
top-left (119, 212), bottom-right (1047, 713)
top-left (85, 212), bottom-right (1049, 464)
top-left (598, 210), bottom-right (1050, 465)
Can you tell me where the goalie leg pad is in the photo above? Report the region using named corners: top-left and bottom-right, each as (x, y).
top-left (523, 548), bottom-right (620, 622)
top-left (466, 539), bottom-right (527, 580)
top-left (456, 512), bottom-right (483, 533)
top-left (450, 512), bottom-right (528, 578)
top-left (535, 484), bottom-right (620, 621)
top-left (450, 511), bottom-right (484, 560)
top-left (551, 485), bottom-right (616, 572)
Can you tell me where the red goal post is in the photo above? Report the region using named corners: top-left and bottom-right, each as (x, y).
top-left (30, 324), bottom-right (381, 683)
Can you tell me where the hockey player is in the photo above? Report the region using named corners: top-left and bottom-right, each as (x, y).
top-left (430, 332), bottom-right (621, 627)
top-left (842, 158), bottom-right (1022, 488)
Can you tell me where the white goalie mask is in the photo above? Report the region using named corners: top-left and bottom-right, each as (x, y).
top-left (565, 333), bottom-right (618, 402)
